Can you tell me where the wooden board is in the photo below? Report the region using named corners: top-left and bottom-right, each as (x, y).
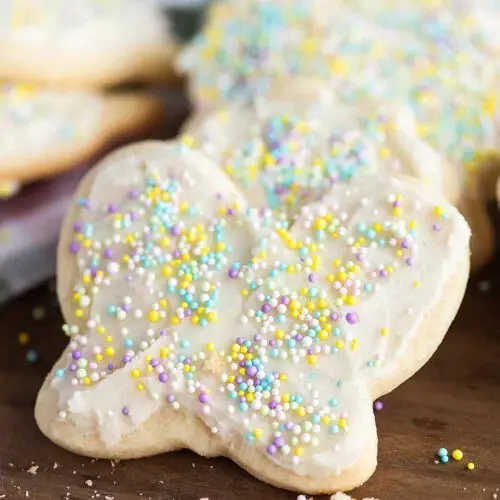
top-left (0, 261), bottom-right (499, 500)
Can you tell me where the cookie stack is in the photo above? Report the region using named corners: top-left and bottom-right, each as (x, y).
top-left (35, 0), bottom-right (499, 496)
top-left (0, 0), bottom-right (179, 198)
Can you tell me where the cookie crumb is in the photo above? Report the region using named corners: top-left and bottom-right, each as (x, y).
top-left (53, 462), bottom-right (58, 469)
top-left (26, 465), bottom-right (39, 475)
top-left (85, 480), bottom-right (93, 487)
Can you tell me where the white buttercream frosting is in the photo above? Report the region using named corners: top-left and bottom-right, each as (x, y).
top-left (0, 84), bottom-right (101, 156)
top-left (45, 142), bottom-right (470, 477)
top-left (0, 0), bottom-right (171, 48)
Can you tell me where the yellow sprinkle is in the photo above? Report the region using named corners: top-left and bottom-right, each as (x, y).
top-left (148, 310), bottom-right (160, 323)
top-left (413, 281), bottom-right (420, 287)
top-left (350, 339), bottom-right (358, 351)
top-left (97, 326), bottom-right (106, 335)
top-left (162, 265), bottom-right (173, 277)
top-left (279, 373), bottom-right (287, 381)
top-left (321, 415), bottom-right (331, 425)
top-left (392, 207), bottom-right (403, 217)
top-left (294, 447), bottom-right (303, 457)
top-left (189, 316), bottom-right (198, 325)
top-left (452, 449), bottom-right (464, 461)
top-left (75, 309), bottom-right (84, 318)
top-left (131, 368), bottom-right (141, 378)
top-left (297, 407), bottom-right (306, 417)
top-left (206, 342), bottom-right (214, 352)
top-left (275, 329), bottom-right (285, 340)
top-left (380, 328), bottom-right (389, 336)
top-left (433, 206), bottom-right (444, 217)
top-left (338, 418), bottom-right (348, 429)
top-left (104, 346), bottom-right (115, 357)
top-left (307, 354), bottom-right (317, 365)
top-left (160, 347), bottom-right (170, 358)
top-left (253, 428), bottom-right (263, 439)
top-left (281, 393), bottom-right (290, 403)
top-left (466, 462), bottom-right (475, 471)
top-left (137, 383), bottom-right (144, 391)
top-left (207, 311), bottom-right (218, 323)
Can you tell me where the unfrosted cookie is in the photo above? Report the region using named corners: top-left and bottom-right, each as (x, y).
top-left (36, 141), bottom-right (470, 494)
top-left (0, 84), bottom-right (165, 184)
top-left (178, 0), bottom-right (500, 270)
top-left (0, 0), bottom-right (177, 87)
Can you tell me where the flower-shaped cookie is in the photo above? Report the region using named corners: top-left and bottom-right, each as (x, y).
top-left (0, 0), bottom-right (177, 86)
top-left (178, 0), bottom-right (500, 270)
top-left (36, 141), bottom-right (470, 494)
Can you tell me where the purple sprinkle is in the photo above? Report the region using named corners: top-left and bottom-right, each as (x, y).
top-left (246, 366), bottom-right (258, 377)
top-left (228, 268), bottom-right (239, 279)
top-left (266, 445), bottom-right (277, 455)
top-left (107, 204), bottom-right (117, 213)
top-left (269, 401), bottom-right (277, 410)
top-left (285, 422), bottom-right (294, 431)
top-left (166, 394), bottom-right (176, 403)
top-left (374, 400), bottom-right (383, 411)
top-left (273, 436), bottom-right (285, 448)
top-left (227, 208), bottom-right (234, 216)
top-left (159, 329), bottom-right (167, 337)
top-left (199, 393), bottom-right (209, 404)
top-left (72, 351), bottom-right (82, 360)
top-left (405, 258), bottom-right (413, 266)
top-left (170, 224), bottom-right (182, 236)
top-left (401, 239), bottom-right (409, 249)
top-left (73, 222), bottom-right (82, 232)
top-left (130, 212), bottom-right (139, 221)
top-left (235, 376), bottom-right (243, 384)
top-left (295, 334), bottom-right (303, 342)
top-left (69, 363), bottom-right (77, 372)
top-left (104, 248), bottom-right (113, 259)
top-left (122, 304), bottom-right (130, 312)
top-left (69, 242), bottom-right (80, 253)
top-left (236, 337), bottom-right (244, 345)
top-left (254, 334), bottom-right (262, 342)
top-left (122, 355), bottom-right (131, 364)
top-left (158, 372), bottom-right (168, 383)
top-left (261, 303), bottom-right (271, 314)
top-left (122, 407), bottom-right (130, 416)
top-left (150, 359), bottom-right (160, 368)
top-left (280, 296), bottom-right (290, 305)
top-left (128, 189), bottom-right (140, 199)
top-left (346, 312), bottom-right (358, 325)
top-left (433, 223), bottom-right (440, 231)
top-left (380, 269), bottom-right (388, 278)
top-left (107, 363), bottom-right (114, 371)
top-left (330, 312), bottom-right (339, 321)
top-left (308, 273), bottom-right (316, 283)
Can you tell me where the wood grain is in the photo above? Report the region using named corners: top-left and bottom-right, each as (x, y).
top-left (1, 251), bottom-right (499, 500)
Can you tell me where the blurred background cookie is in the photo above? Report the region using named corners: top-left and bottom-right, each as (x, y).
top-left (0, 83), bottom-right (166, 185)
top-left (0, 0), bottom-right (178, 87)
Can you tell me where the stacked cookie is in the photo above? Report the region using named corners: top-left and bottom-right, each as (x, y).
top-left (0, 0), bottom-right (179, 197)
top-left (35, 0), bottom-right (499, 496)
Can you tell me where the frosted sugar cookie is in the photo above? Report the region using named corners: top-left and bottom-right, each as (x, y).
top-left (36, 140), bottom-right (470, 494)
top-left (0, 84), bottom-right (165, 184)
top-left (183, 80), bottom-right (452, 216)
top-left (0, 0), bottom-right (177, 87)
top-left (178, 0), bottom-right (500, 270)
